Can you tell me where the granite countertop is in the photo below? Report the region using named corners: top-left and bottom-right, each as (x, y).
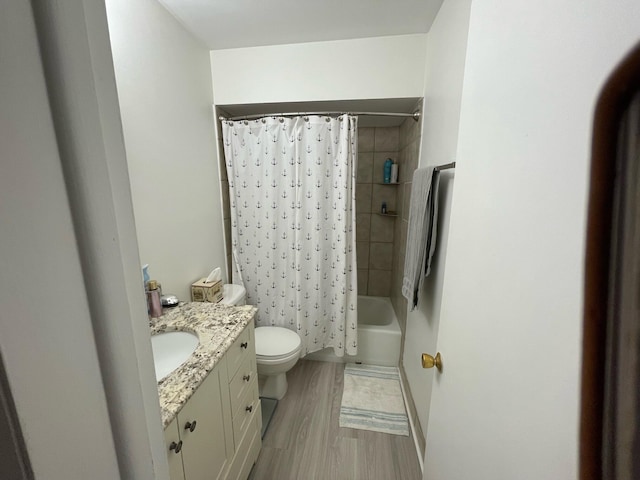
top-left (149, 302), bottom-right (257, 428)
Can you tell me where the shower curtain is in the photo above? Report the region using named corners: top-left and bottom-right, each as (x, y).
top-left (222, 115), bottom-right (358, 356)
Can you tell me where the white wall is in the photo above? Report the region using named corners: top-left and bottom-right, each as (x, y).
top-left (403, 0), bottom-right (472, 440)
top-left (107, 0), bottom-right (226, 301)
top-left (210, 35), bottom-right (427, 105)
top-left (425, 1), bottom-right (640, 479)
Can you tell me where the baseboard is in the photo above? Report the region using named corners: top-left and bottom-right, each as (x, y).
top-left (398, 363), bottom-right (425, 473)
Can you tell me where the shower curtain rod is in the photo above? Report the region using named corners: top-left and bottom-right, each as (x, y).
top-left (218, 111), bottom-right (421, 122)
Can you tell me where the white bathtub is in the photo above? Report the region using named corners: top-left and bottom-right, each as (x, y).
top-left (305, 296), bottom-right (401, 366)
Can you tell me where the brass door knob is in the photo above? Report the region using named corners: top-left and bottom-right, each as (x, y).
top-left (421, 352), bottom-right (442, 371)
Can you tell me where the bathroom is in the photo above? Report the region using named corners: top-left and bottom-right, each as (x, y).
top-left (2, 0), bottom-right (639, 479)
top-left (110, 0), bottom-right (437, 472)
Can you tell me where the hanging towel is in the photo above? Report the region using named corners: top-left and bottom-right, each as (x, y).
top-left (402, 167), bottom-right (441, 310)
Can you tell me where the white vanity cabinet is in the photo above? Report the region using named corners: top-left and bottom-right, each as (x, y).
top-left (163, 322), bottom-right (261, 480)
top-left (164, 417), bottom-right (186, 480)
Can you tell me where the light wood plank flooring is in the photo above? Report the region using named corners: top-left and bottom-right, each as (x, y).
top-left (248, 360), bottom-right (422, 480)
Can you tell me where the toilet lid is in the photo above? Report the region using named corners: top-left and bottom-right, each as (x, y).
top-left (255, 326), bottom-right (301, 358)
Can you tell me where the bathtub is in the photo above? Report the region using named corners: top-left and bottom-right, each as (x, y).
top-left (305, 296), bottom-right (401, 366)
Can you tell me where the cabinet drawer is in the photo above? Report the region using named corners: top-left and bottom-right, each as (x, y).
top-left (232, 379), bottom-right (259, 446)
top-left (226, 323), bottom-right (253, 380)
top-left (229, 353), bottom-right (257, 417)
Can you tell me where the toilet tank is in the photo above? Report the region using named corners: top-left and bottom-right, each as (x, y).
top-left (220, 284), bottom-right (246, 306)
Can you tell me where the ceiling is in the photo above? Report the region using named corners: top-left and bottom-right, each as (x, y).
top-left (158, 0), bottom-right (444, 50)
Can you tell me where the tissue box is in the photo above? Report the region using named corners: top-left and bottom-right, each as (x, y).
top-left (191, 278), bottom-right (223, 303)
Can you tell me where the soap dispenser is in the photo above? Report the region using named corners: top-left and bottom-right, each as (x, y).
top-left (147, 280), bottom-right (163, 318)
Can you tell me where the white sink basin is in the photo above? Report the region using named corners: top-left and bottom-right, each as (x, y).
top-left (151, 331), bottom-right (199, 381)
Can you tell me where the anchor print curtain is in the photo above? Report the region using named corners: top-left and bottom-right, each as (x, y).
top-left (222, 115), bottom-right (358, 356)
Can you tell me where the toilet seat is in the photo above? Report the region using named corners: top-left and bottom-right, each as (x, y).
top-left (255, 326), bottom-right (302, 362)
top-left (256, 349), bottom-right (301, 365)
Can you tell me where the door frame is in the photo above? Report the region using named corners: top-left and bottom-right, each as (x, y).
top-left (1, 1), bottom-right (168, 477)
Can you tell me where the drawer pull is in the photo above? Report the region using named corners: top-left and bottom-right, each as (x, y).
top-left (169, 440), bottom-right (182, 454)
top-left (245, 405), bottom-right (253, 413)
top-left (243, 374), bottom-right (251, 382)
top-left (240, 342), bottom-right (248, 349)
top-left (184, 420), bottom-right (197, 432)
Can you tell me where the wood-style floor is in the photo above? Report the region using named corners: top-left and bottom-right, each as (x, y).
top-left (248, 360), bottom-right (422, 480)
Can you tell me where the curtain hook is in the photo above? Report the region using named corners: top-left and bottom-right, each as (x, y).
top-left (261, 118), bottom-right (266, 124)
top-left (244, 120), bottom-right (249, 125)
top-left (304, 116), bottom-right (309, 122)
top-left (279, 117), bottom-right (284, 123)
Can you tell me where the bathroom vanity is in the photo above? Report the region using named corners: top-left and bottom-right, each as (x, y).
top-left (150, 303), bottom-right (261, 480)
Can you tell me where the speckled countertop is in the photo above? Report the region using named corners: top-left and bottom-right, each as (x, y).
top-left (149, 302), bottom-right (257, 428)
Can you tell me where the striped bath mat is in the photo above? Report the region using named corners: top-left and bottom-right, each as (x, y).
top-left (339, 363), bottom-right (409, 436)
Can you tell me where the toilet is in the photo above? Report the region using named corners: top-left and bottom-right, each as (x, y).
top-left (220, 284), bottom-right (302, 400)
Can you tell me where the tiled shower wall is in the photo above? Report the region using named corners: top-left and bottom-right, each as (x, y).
top-left (356, 127), bottom-right (400, 296)
top-left (389, 114), bottom-right (422, 333)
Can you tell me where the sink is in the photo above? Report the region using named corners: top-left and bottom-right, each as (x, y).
top-left (151, 331), bottom-right (199, 381)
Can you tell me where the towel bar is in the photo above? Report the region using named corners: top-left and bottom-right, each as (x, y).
top-left (435, 161), bottom-right (456, 172)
